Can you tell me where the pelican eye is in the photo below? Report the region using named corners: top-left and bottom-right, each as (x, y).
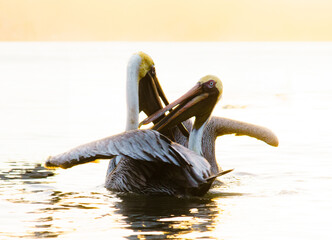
top-left (151, 65), bottom-right (156, 75)
top-left (207, 80), bottom-right (215, 88)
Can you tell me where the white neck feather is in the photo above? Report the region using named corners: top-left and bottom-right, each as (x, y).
top-left (125, 54), bottom-right (141, 131)
top-left (188, 120), bottom-right (207, 156)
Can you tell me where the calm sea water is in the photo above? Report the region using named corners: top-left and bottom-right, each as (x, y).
top-left (0, 42), bottom-right (331, 239)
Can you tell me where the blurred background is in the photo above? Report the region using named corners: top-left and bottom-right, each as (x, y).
top-left (1, 0), bottom-right (331, 41)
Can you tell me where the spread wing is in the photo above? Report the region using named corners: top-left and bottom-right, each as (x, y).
top-left (210, 116), bottom-right (279, 147)
top-left (46, 129), bottom-right (213, 188)
top-left (46, 129), bottom-right (192, 169)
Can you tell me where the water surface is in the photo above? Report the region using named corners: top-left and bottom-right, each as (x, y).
top-left (0, 42), bottom-right (331, 239)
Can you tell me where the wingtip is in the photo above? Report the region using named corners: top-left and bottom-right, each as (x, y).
top-left (205, 168), bottom-right (234, 181)
top-left (218, 168), bottom-right (234, 176)
top-left (272, 138), bottom-right (279, 147)
top-left (268, 132), bottom-right (279, 147)
top-left (44, 156), bottom-right (60, 169)
top-left (257, 127), bottom-right (279, 147)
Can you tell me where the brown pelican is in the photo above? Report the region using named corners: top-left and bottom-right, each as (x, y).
top-left (119, 52), bottom-right (278, 176)
top-left (125, 51), bottom-right (167, 130)
top-left (46, 52), bottom-right (278, 196)
top-left (125, 51), bottom-right (187, 134)
top-left (107, 52), bottom-right (189, 175)
top-left (46, 76), bottom-right (234, 196)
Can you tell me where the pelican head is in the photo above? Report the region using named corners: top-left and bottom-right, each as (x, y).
top-left (141, 75), bottom-right (223, 133)
top-left (140, 75), bottom-right (222, 154)
top-left (137, 52), bottom-right (155, 80)
top-left (126, 52), bottom-right (168, 130)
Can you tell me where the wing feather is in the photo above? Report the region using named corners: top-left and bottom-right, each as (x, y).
top-left (45, 130), bottom-right (191, 169)
top-left (170, 143), bottom-right (212, 187)
top-left (211, 116), bottom-right (279, 147)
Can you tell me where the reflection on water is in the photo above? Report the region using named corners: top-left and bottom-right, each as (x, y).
top-left (0, 160), bottom-right (244, 239)
top-left (1, 42), bottom-right (332, 239)
top-left (116, 194), bottom-right (218, 239)
top-left (0, 163), bottom-right (54, 180)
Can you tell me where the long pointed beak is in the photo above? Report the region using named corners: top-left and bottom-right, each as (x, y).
top-left (149, 71), bottom-right (169, 107)
top-left (140, 83), bottom-right (210, 132)
top-left (142, 70), bottom-right (189, 136)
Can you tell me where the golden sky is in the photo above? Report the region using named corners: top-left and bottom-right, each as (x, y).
top-left (0, 0), bottom-right (331, 41)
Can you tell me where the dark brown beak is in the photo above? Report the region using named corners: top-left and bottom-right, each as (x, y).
top-left (139, 67), bottom-right (189, 136)
top-left (140, 82), bottom-right (212, 132)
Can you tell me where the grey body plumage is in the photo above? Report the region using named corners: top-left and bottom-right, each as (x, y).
top-left (46, 129), bottom-right (219, 197)
top-left (46, 53), bottom-right (278, 197)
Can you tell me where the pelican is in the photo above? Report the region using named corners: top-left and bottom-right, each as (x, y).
top-left (124, 51), bottom-right (188, 134)
top-left (46, 52), bottom-right (278, 196)
top-left (107, 52), bottom-right (189, 174)
top-left (119, 52), bottom-right (278, 176)
top-left (46, 76), bottom-right (234, 196)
